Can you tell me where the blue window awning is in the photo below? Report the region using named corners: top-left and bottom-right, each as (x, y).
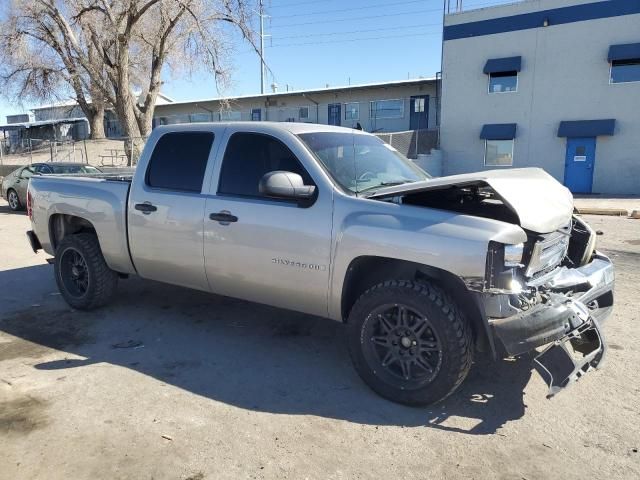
top-left (480, 123), bottom-right (517, 140)
top-left (483, 56), bottom-right (522, 74)
top-left (557, 119), bottom-right (616, 137)
top-left (608, 43), bottom-right (640, 62)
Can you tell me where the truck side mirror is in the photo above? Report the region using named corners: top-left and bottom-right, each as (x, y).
top-left (259, 171), bottom-right (316, 201)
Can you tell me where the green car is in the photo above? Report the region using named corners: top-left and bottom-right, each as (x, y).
top-left (1, 163), bottom-right (102, 211)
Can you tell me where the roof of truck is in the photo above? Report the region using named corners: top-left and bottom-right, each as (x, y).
top-left (153, 121), bottom-right (371, 136)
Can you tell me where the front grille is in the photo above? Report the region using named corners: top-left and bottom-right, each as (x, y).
top-left (525, 225), bottom-right (571, 278)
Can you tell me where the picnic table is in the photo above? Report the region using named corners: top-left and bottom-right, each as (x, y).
top-left (99, 148), bottom-right (128, 166)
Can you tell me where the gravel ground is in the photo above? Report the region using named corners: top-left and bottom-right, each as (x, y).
top-left (0, 199), bottom-right (639, 480)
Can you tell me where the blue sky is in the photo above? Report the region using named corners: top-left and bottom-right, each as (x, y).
top-left (0, 0), bottom-right (512, 120)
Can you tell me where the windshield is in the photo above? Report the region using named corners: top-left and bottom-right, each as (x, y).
top-left (50, 165), bottom-right (101, 174)
top-left (297, 132), bottom-right (429, 194)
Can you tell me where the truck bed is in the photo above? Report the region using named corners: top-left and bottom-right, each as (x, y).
top-left (28, 174), bottom-right (136, 275)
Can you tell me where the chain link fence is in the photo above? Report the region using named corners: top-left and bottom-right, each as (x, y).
top-left (374, 129), bottom-right (438, 159)
top-left (0, 137), bottom-right (147, 168)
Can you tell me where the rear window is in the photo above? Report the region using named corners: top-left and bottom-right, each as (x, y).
top-left (146, 132), bottom-right (214, 192)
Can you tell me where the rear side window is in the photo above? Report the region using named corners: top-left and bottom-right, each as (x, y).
top-left (218, 132), bottom-right (313, 197)
top-left (146, 132), bottom-right (214, 192)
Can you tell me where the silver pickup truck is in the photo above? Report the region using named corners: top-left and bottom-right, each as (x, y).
top-left (26, 122), bottom-right (614, 405)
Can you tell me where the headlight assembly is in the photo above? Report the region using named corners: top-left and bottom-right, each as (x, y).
top-left (504, 243), bottom-right (524, 267)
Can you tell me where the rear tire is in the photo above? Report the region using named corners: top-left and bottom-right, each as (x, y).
top-left (347, 280), bottom-right (473, 406)
top-left (7, 189), bottom-right (22, 211)
top-left (54, 233), bottom-right (118, 310)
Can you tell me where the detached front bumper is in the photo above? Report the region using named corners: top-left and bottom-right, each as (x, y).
top-left (489, 252), bottom-right (615, 395)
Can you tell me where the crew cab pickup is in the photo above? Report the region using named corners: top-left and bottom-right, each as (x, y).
top-left (26, 123), bottom-right (615, 405)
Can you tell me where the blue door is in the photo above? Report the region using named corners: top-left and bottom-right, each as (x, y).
top-left (410, 95), bottom-right (429, 130)
top-left (251, 108), bottom-right (261, 121)
top-left (564, 137), bottom-right (596, 193)
top-left (328, 103), bottom-right (341, 126)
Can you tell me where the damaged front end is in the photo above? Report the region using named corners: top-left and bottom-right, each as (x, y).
top-left (478, 215), bottom-right (615, 397)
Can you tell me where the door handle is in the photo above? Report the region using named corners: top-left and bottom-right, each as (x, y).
top-left (209, 211), bottom-right (238, 223)
top-left (134, 202), bottom-right (157, 214)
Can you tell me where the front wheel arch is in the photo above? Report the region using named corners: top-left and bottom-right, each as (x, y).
top-left (340, 256), bottom-right (491, 354)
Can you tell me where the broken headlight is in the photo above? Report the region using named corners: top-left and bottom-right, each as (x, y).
top-left (485, 242), bottom-right (526, 293)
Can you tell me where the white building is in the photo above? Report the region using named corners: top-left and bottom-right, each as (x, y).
top-left (440, 0), bottom-right (640, 194)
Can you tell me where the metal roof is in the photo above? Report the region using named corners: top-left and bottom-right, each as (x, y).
top-left (0, 117), bottom-right (87, 130)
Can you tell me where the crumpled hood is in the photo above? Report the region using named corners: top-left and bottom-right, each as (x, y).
top-left (369, 168), bottom-right (574, 234)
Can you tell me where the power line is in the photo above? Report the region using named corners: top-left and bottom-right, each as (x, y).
top-left (270, 9), bottom-right (436, 29)
top-left (274, 22), bottom-right (442, 41)
top-left (268, 0), bottom-right (342, 9)
top-left (273, 0), bottom-right (430, 19)
top-left (271, 31), bottom-right (441, 48)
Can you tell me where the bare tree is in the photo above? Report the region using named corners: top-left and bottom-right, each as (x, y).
top-left (0, 1), bottom-right (108, 139)
top-left (1, 0), bottom-right (258, 157)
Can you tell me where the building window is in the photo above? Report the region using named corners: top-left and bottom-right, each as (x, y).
top-left (370, 99), bottom-right (404, 119)
top-left (489, 71), bottom-right (518, 93)
top-left (345, 102), bottom-right (360, 120)
top-left (220, 111), bottom-right (242, 121)
top-left (414, 97), bottom-right (425, 113)
top-left (610, 59), bottom-right (640, 83)
top-left (484, 139), bottom-right (514, 167)
top-left (299, 106), bottom-right (309, 119)
top-left (190, 113), bottom-right (211, 123)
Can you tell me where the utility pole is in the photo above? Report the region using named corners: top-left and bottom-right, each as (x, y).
top-left (259, 0), bottom-right (268, 94)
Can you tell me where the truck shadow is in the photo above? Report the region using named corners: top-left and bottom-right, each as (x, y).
top-left (0, 268), bottom-right (534, 435)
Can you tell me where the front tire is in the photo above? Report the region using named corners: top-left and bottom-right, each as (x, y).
top-left (347, 280), bottom-right (473, 406)
top-left (7, 189), bottom-right (22, 211)
top-left (54, 233), bottom-right (118, 310)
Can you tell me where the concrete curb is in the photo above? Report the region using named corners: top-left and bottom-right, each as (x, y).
top-left (575, 207), bottom-right (629, 216)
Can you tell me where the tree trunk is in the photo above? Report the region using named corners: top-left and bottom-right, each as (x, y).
top-left (87, 107), bottom-right (106, 140)
top-left (116, 98), bottom-right (144, 167)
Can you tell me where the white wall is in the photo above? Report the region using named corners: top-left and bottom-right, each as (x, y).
top-left (441, 0), bottom-right (640, 194)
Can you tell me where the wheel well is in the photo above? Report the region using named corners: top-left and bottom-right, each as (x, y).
top-left (341, 256), bottom-right (489, 351)
top-left (49, 214), bottom-right (97, 251)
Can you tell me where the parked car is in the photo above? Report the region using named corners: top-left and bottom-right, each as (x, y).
top-left (1, 163), bottom-right (102, 211)
top-left (25, 123), bottom-right (614, 406)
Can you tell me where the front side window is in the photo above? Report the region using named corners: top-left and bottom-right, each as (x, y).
top-left (34, 165), bottom-right (52, 174)
top-left (489, 71), bottom-right (518, 93)
top-left (218, 132), bottom-right (313, 198)
top-left (146, 132), bottom-right (214, 192)
top-left (345, 102), bottom-right (360, 120)
top-left (485, 139), bottom-right (514, 166)
top-left (610, 59), bottom-right (640, 83)
top-left (370, 99), bottom-right (404, 119)
top-left (298, 132), bottom-right (428, 195)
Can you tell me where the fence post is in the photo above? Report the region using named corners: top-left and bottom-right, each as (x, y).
top-left (29, 139), bottom-right (34, 164)
top-left (83, 139), bottom-right (89, 165)
top-left (0, 140), bottom-right (3, 166)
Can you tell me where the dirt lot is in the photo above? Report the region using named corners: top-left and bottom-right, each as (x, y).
top-left (1, 199), bottom-right (639, 479)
